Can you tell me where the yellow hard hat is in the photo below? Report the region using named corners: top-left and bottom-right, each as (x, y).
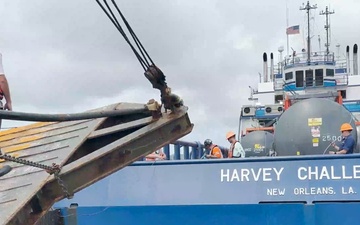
top-left (226, 131), bottom-right (236, 139)
top-left (340, 123), bottom-right (353, 132)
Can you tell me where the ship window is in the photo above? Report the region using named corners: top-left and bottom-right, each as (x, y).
top-left (326, 69), bottom-right (334, 77)
top-left (340, 90), bottom-right (347, 99)
top-left (295, 71), bottom-right (304, 87)
top-left (285, 72), bottom-right (293, 80)
top-left (275, 95), bottom-right (283, 103)
top-left (305, 69), bottom-right (313, 87)
top-left (315, 69), bottom-right (324, 86)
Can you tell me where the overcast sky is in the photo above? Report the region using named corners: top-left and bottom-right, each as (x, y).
top-left (0, 0), bottom-right (359, 148)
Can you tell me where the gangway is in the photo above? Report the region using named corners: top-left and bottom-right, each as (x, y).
top-left (0, 101), bottom-right (192, 225)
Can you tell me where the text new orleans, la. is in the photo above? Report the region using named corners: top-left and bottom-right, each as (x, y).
top-left (220, 165), bottom-right (360, 182)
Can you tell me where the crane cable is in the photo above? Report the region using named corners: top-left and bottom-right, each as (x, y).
top-left (96, 0), bottom-right (183, 112)
top-left (0, 0), bottom-right (180, 123)
top-left (96, 0), bottom-right (155, 71)
top-left (0, 0), bottom-right (172, 182)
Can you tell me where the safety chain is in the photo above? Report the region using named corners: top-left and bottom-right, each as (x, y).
top-left (0, 151), bottom-right (73, 199)
top-left (53, 170), bottom-right (73, 199)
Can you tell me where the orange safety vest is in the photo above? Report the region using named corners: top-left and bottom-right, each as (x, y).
top-left (210, 145), bottom-right (223, 158)
top-left (228, 141), bottom-right (241, 158)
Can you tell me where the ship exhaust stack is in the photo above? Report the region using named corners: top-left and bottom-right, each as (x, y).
top-left (346, 45), bottom-right (350, 75)
top-left (354, 44), bottom-right (358, 75)
top-left (263, 52), bottom-right (268, 82)
top-left (270, 53), bottom-right (274, 81)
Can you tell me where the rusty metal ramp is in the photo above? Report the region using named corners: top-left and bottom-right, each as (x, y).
top-left (0, 101), bottom-right (193, 225)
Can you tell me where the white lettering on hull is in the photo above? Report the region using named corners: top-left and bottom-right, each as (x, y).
top-left (267, 188), bottom-right (286, 196)
top-left (220, 167), bottom-right (284, 182)
top-left (297, 165), bottom-right (360, 180)
top-left (220, 165), bottom-right (360, 199)
top-left (342, 186), bottom-right (356, 194)
top-left (293, 187), bottom-right (335, 195)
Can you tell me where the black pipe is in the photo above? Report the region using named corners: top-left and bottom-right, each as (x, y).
top-left (0, 106), bottom-right (149, 122)
top-left (346, 45), bottom-right (350, 74)
top-left (270, 52), bottom-right (274, 81)
top-left (354, 44), bottom-right (358, 75)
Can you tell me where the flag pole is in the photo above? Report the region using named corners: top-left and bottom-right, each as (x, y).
top-left (286, 0), bottom-right (289, 56)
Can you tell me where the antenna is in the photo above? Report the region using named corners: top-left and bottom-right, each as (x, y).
top-left (300, 1), bottom-right (317, 63)
top-left (320, 6), bottom-right (335, 55)
top-left (278, 46), bottom-right (284, 75)
top-left (258, 72), bottom-right (262, 83)
top-left (286, 0), bottom-right (289, 56)
top-left (336, 44), bottom-right (340, 60)
top-left (318, 35), bottom-right (321, 52)
top-left (248, 86), bottom-right (253, 99)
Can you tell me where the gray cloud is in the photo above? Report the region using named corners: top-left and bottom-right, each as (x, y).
top-left (0, 0), bottom-right (359, 147)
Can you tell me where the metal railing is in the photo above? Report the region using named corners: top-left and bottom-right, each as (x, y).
top-left (274, 79), bottom-right (285, 90)
top-left (334, 74), bottom-right (349, 85)
top-left (335, 60), bottom-right (347, 70)
top-left (276, 69), bottom-right (349, 91)
top-left (284, 51), bottom-right (336, 67)
top-left (138, 140), bottom-right (229, 161)
top-left (256, 52), bottom-right (354, 90)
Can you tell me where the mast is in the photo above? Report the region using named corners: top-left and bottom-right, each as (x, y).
top-left (300, 1), bottom-right (317, 63)
top-left (320, 6), bottom-right (335, 55)
top-left (336, 44), bottom-right (340, 60)
top-left (286, 0), bottom-right (289, 56)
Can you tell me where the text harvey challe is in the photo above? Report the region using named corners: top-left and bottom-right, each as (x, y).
top-left (220, 166), bottom-right (359, 196)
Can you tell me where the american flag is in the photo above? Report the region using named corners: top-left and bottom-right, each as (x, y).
top-left (286, 25), bottom-right (300, 35)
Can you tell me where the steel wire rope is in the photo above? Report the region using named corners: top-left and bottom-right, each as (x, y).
top-left (97, 0), bottom-right (178, 114)
top-left (110, 0), bottom-right (155, 66)
top-left (96, 0), bottom-right (147, 70)
top-left (96, 0), bottom-right (155, 71)
top-left (102, 0), bottom-right (150, 69)
top-left (104, 0), bottom-right (151, 68)
top-left (0, 0), bottom-right (159, 123)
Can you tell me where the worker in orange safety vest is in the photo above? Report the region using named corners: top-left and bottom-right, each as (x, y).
top-left (204, 139), bottom-right (223, 159)
top-left (226, 131), bottom-right (245, 158)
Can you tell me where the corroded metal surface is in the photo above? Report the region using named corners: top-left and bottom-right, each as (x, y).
top-left (0, 119), bottom-right (107, 225)
top-left (0, 102), bottom-right (192, 225)
top-left (0, 103), bottom-right (120, 225)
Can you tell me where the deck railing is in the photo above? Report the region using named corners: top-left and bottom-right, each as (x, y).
top-left (138, 140), bottom-right (229, 161)
top-left (284, 51), bottom-right (336, 69)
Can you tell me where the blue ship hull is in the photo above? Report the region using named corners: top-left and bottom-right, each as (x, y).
top-left (59, 203), bottom-right (360, 225)
top-left (55, 155), bottom-right (360, 224)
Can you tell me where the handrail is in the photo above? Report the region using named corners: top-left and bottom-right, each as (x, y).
top-left (140, 139), bottom-right (229, 161)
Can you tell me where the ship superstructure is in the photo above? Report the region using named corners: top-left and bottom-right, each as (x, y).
top-left (239, 2), bottom-right (360, 157)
